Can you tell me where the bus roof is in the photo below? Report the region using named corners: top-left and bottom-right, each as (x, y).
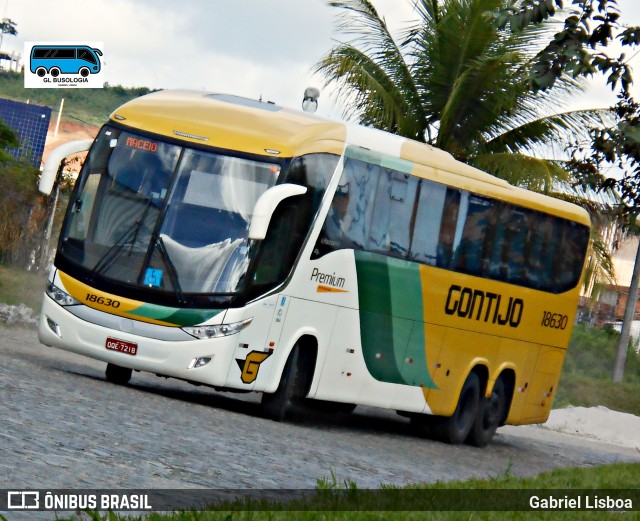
top-left (110, 90), bottom-right (590, 226)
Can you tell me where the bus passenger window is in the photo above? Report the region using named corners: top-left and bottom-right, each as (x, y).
top-left (368, 169), bottom-right (418, 258)
top-left (451, 195), bottom-right (495, 276)
top-left (554, 221), bottom-right (589, 292)
top-left (435, 188), bottom-right (461, 268)
top-left (410, 181), bottom-right (448, 266)
top-left (313, 157), bottom-right (377, 257)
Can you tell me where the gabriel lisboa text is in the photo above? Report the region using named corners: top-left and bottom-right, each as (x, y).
top-left (6, 491), bottom-right (152, 511)
top-left (530, 494), bottom-right (633, 510)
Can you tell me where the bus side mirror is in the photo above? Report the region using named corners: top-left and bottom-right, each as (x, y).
top-left (39, 139), bottom-right (94, 195)
top-left (248, 184), bottom-right (308, 240)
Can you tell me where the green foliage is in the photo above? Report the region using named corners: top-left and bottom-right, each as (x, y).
top-left (317, 0), bottom-right (619, 290)
top-left (316, 0), bottom-right (606, 164)
top-left (0, 264), bottom-right (47, 312)
top-left (52, 463), bottom-right (640, 520)
top-left (0, 70), bottom-right (155, 126)
top-left (0, 117), bottom-right (18, 149)
top-left (555, 324), bottom-right (640, 413)
top-left (0, 155), bottom-right (48, 267)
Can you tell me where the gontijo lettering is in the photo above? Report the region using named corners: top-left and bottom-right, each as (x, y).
top-left (445, 284), bottom-right (524, 328)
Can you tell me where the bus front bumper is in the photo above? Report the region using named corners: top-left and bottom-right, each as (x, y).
top-left (38, 295), bottom-right (238, 387)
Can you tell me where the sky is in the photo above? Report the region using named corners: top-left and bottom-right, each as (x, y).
top-left (1, 0), bottom-right (640, 119)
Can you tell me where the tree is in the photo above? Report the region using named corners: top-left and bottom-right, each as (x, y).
top-left (0, 18), bottom-right (17, 52)
top-left (317, 0), bottom-right (614, 185)
top-left (316, 0), bottom-right (619, 289)
top-left (499, 1), bottom-right (640, 381)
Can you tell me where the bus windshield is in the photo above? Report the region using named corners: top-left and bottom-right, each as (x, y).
top-left (59, 126), bottom-right (281, 300)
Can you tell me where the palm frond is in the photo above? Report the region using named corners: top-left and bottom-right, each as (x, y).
top-left (471, 152), bottom-right (570, 192)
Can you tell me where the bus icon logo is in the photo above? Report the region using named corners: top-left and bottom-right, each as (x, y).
top-left (25, 42), bottom-right (104, 89)
top-left (7, 491), bottom-right (40, 509)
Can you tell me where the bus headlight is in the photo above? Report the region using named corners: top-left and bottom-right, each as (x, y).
top-left (183, 318), bottom-right (253, 339)
top-left (46, 281), bottom-right (80, 307)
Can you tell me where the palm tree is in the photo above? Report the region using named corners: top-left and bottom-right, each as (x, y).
top-left (316, 0), bottom-right (619, 286)
top-left (0, 18), bottom-right (17, 53)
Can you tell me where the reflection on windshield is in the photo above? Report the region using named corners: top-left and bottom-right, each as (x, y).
top-left (59, 126), bottom-right (280, 298)
top-left (150, 148), bottom-right (279, 293)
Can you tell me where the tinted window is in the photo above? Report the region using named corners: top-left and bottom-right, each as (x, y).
top-left (314, 157), bottom-right (417, 259)
top-left (33, 48), bottom-right (75, 59)
top-left (77, 49), bottom-right (97, 65)
top-left (315, 155), bottom-right (588, 294)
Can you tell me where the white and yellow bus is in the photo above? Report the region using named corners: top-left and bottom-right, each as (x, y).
top-left (38, 90), bottom-right (590, 446)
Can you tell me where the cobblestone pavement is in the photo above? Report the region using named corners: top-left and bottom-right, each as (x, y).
top-left (1, 326), bottom-right (638, 496)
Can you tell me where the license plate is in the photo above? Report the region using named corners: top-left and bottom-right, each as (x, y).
top-left (106, 337), bottom-right (138, 356)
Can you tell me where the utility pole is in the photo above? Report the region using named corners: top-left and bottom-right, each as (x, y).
top-left (612, 238), bottom-right (640, 382)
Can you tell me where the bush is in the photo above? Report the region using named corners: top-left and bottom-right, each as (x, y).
top-left (0, 157), bottom-right (49, 268)
top-left (556, 323), bottom-right (640, 413)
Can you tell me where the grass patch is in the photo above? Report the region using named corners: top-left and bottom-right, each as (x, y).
top-left (51, 463), bottom-right (639, 520)
top-left (0, 264), bottom-right (47, 313)
top-left (0, 70), bottom-right (153, 127)
top-left (556, 323), bottom-right (640, 415)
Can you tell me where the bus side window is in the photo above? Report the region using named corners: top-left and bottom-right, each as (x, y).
top-left (488, 205), bottom-right (530, 285)
top-left (436, 188), bottom-right (461, 268)
top-left (554, 220), bottom-right (589, 292)
top-left (410, 180), bottom-right (447, 266)
top-left (451, 195), bottom-right (495, 276)
top-left (368, 169), bottom-right (418, 258)
top-left (313, 157), bottom-right (377, 257)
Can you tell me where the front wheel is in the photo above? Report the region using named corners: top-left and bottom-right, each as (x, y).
top-left (431, 372), bottom-right (480, 444)
top-left (105, 363), bottom-right (132, 385)
top-left (261, 346), bottom-right (301, 422)
top-left (79, 66), bottom-right (90, 77)
top-left (468, 377), bottom-right (507, 447)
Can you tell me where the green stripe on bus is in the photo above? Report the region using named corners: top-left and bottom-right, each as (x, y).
top-left (355, 251), bottom-right (437, 389)
top-left (128, 302), bottom-right (223, 327)
top-left (345, 145), bottom-right (413, 174)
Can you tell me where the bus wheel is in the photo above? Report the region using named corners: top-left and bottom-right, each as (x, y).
top-left (105, 363), bottom-right (132, 385)
top-left (79, 67), bottom-right (90, 77)
top-left (50, 67), bottom-right (61, 78)
top-left (35, 67), bottom-right (46, 77)
top-left (468, 377), bottom-right (506, 447)
top-left (432, 372), bottom-right (480, 444)
top-left (261, 346), bottom-right (302, 422)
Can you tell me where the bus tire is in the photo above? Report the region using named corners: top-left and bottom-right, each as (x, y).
top-left (36, 67), bottom-right (46, 77)
top-left (261, 345), bottom-right (303, 422)
top-left (105, 363), bottom-right (132, 385)
top-left (432, 372), bottom-right (480, 444)
top-left (50, 67), bottom-right (61, 78)
top-left (468, 376), bottom-right (506, 447)
top-left (79, 67), bottom-right (90, 77)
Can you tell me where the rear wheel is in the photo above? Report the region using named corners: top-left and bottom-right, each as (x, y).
top-left (468, 377), bottom-right (506, 447)
top-left (50, 67), bottom-right (60, 78)
top-left (105, 363), bottom-right (132, 385)
top-left (431, 372), bottom-right (480, 444)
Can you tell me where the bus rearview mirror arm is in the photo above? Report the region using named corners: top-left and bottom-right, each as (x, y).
top-left (248, 184), bottom-right (308, 240)
top-left (39, 139), bottom-right (94, 195)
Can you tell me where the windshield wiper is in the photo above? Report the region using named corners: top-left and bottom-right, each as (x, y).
top-left (91, 197), bottom-right (154, 276)
top-left (153, 234), bottom-right (186, 304)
